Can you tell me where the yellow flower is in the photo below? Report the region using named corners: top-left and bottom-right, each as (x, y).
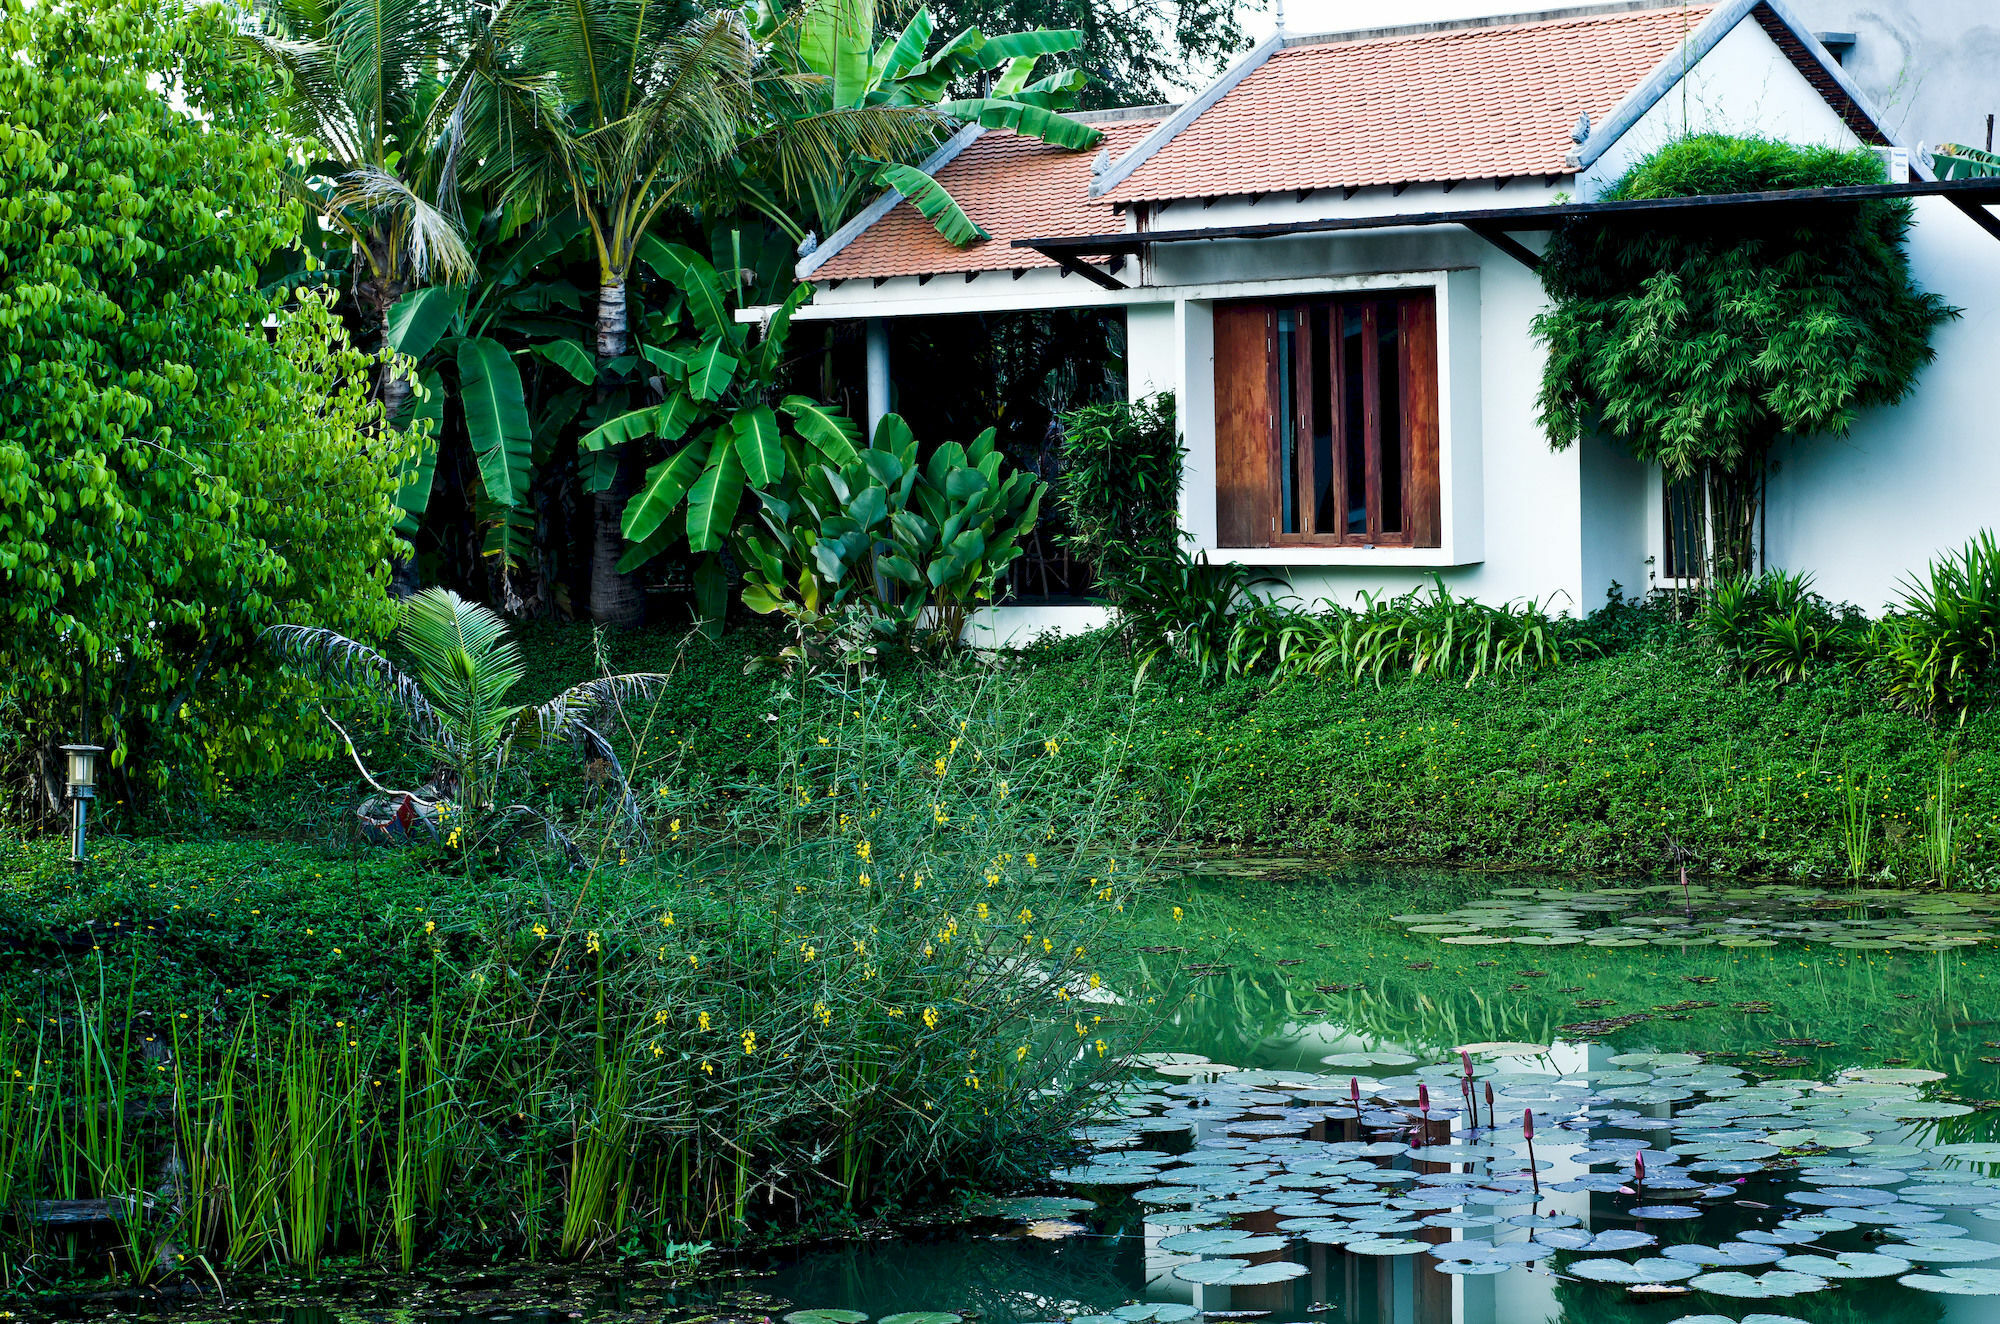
top-left (1088, 973), bottom-right (1101, 989)
top-left (424, 920), bottom-right (436, 935)
top-left (802, 945), bottom-right (816, 962)
top-left (1017, 907), bottom-right (1033, 924)
top-left (1016, 1045), bottom-right (1029, 1061)
top-left (742, 1030), bottom-right (757, 1055)
top-left (1172, 906), bottom-right (1184, 922)
top-left (923, 1006), bottom-right (939, 1028)
top-left (933, 756), bottom-right (948, 776)
top-left (670, 818), bottom-right (681, 835)
top-left (923, 943), bottom-right (934, 957)
top-left (689, 953), bottom-right (698, 966)
top-left (1094, 1038), bottom-right (1107, 1057)
top-left (654, 1010), bottom-right (670, 1025)
top-left (585, 930), bottom-right (602, 954)
top-left (532, 923), bottom-right (548, 939)
top-left (858, 872), bottom-right (871, 886)
top-left (702, 1060), bottom-right (714, 1075)
top-left (965, 1073), bottom-right (980, 1089)
top-left (1043, 739), bottom-right (1060, 756)
top-left (661, 911), bottom-right (675, 927)
top-left (814, 1002), bottom-right (832, 1026)
top-left (698, 1011), bottom-right (711, 1031)
top-left (855, 840), bottom-right (871, 862)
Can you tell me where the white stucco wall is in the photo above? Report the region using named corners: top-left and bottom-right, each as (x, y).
top-left (1764, 197), bottom-right (2000, 611)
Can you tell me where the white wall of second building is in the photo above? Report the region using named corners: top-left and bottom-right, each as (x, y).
top-left (1764, 197), bottom-right (2000, 611)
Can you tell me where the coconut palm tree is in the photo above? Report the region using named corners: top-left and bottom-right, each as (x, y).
top-left (266, 588), bottom-right (669, 861)
top-left (236, 0), bottom-right (478, 422)
top-left (432, 0), bottom-right (956, 625)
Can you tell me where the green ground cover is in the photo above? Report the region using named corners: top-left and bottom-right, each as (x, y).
top-left (220, 617), bottom-right (1997, 884)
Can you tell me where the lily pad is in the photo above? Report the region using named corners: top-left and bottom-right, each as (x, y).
top-left (1899, 1267), bottom-right (2000, 1294)
top-left (1569, 1258), bottom-right (1699, 1284)
top-left (881, 1314), bottom-right (962, 1324)
top-left (1774, 1252), bottom-right (1910, 1278)
top-left (1687, 1270), bottom-right (1828, 1298)
top-left (1173, 1259), bottom-right (1308, 1285)
top-left (787, 1313), bottom-right (869, 1324)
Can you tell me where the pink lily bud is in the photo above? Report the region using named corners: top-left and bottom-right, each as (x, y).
top-left (1635, 1152), bottom-right (1646, 1180)
top-left (1418, 1083), bottom-right (1430, 1114)
top-left (1460, 1050), bottom-right (1473, 1078)
top-left (1522, 1109), bottom-right (1535, 1141)
top-left (1350, 1077), bottom-right (1361, 1104)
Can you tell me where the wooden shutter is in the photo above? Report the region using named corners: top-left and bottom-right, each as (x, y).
top-left (1213, 302), bottom-right (1274, 548)
top-left (1400, 294), bottom-right (1441, 549)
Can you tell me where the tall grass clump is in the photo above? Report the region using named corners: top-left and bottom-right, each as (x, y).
top-left (1699, 569), bottom-right (1859, 683)
top-left (1281, 579), bottom-right (1586, 686)
top-left (0, 666), bottom-right (1163, 1286)
top-left (1868, 531), bottom-right (2000, 720)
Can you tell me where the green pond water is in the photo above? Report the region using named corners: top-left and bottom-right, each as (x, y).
top-left (59, 864), bottom-right (2000, 1324)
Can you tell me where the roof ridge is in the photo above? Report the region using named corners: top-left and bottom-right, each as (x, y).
top-left (1073, 104), bottom-right (1177, 124)
top-left (1281, 1), bottom-right (1708, 49)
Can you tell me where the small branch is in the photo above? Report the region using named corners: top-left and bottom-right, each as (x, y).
top-left (322, 707), bottom-right (395, 795)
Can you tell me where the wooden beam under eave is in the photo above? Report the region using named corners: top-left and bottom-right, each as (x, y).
top-left (1949, 195), bottom-right (2000, 245)
top-left (1031, 247), bottom-right (1126, 291)
top-left (1466, 222), bottom-right (1541, 271)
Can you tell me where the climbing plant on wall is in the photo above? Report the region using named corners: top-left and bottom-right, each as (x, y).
top-left (1534, 134), bottom-right (1955, 580)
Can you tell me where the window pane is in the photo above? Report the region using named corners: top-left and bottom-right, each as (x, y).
top-left (1663, 472), bottom-right (1703, 578)
top-left (1277, 310), bottom-right (1297, 534)
top-left (1309, 305), bottom-right (1335, 534)
top-left (1378, 301), bottom-right (1403, 534)
top-left (1341, 304), bottom-right (1367, 535)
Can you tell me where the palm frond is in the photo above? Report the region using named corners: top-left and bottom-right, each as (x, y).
top-left (332, 166), bottom-right (478, 282)
top-left (510, 673), bottom-right (675, 755)
top-left (395, 591), bottom-right (526, 760)
top-left (263, 622), bottom-right (446, 744)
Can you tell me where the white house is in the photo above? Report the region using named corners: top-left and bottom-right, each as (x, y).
top-left (786, 0), bottom-right (2000, 642)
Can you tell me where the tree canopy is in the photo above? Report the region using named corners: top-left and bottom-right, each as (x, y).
top-left (0, 0), bottom-right (416, 800)
top-left (1534, 134), bottom-right (1954, 574)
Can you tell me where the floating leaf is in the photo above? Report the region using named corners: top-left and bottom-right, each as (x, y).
top-left (1900, 1267), bottom-right (2000, 1294)
top-left (1686, 1270), bottom-right (1828, 1298)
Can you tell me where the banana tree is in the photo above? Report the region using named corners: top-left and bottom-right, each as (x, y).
top-left (736, 413), bottom-right (1045, 648)
top-left (577, 244), bottom-right (864, 622)
top-left (383, 210), bottom-right (599, 573)
top-left (1935, 144), bottom-right (2000, 178)
top-left (745, 0), bottom-right (1102, 247)
top-left (266, 588), bottom-right (669, 861)
top-left (435, 0), bottom-right (944, 625)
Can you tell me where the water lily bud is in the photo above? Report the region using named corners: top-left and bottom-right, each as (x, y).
top-left (1523, 1109), bottom-right (1535, 1141)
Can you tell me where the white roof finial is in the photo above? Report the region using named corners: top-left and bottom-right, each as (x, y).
top-left (1274, 0), bottom-right (1286, 36)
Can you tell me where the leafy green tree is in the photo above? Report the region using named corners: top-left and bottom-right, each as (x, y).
top-left (927, 0), bottom-right (1244, 109)
top-left (1535, 135), bottom-right (1954, 579)
top-left (0, 0), bottom-right (418, 804)
top-left (236, 0), bottom-right (476, 419)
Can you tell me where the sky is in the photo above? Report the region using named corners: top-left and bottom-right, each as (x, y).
top-left (1238, 0), bottom-right (1590, 44)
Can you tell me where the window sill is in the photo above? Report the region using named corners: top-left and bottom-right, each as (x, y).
top-left (1203, 545), bottom-right (1480, 569)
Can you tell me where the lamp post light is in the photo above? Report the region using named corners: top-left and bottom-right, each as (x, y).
top-left (59, 744), bottom-right (104, 865)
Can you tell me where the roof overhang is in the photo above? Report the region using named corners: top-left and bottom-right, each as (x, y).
top-left (1015, 178), bottom-right (2000, 287)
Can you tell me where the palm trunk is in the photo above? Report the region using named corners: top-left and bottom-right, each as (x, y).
top-left (357, 231), bottom-right (420, 596)
top-left (589, 273), bottom-right (647, 627)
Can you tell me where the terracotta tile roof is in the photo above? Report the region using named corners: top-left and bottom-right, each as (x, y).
top-left (810, 117), bottom-right (1160, 282)
top-left (1101, 5), bottom-right (1717, 204)
top-left (1748, 5), bottom-right (1888, 145)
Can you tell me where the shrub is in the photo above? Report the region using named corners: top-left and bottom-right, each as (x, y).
top-left (1699, 570), bottom-right (1859, 683)
top-left (736, 414), bottom-right (1044, 653)
top-left (1055, 393), bottom-right (1184, 598)
top-left (0, 0), bottom-right (416, 812)
top-left (1868, 531), bottom-right (2000, 719)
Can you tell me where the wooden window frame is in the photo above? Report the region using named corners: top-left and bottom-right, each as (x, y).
top-left (1216, 291), bottom-right (1440, 550)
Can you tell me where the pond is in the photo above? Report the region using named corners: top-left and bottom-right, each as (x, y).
top-left (56, 864), bottom-right (2000, 1324)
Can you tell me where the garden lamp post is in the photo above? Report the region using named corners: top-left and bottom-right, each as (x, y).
top-left (60, 744), bottom-right (103, 864)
